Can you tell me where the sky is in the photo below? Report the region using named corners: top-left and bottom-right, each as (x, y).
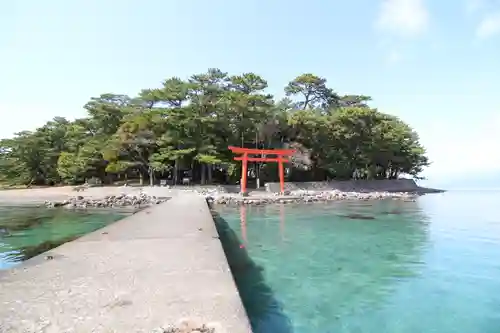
top-left (1, 0), bottom-right (500, 185)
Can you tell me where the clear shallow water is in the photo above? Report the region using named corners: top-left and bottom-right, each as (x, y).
top-left (214, 191), bottom-right (500, 333)
top-left (0, 205), bottom-right (129, 270)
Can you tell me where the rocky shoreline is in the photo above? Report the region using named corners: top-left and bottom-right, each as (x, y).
top-left (39, 187), bottom-right (424, 209)
top-left (201, 189), bottom-right (419, 206)
top-left (0, 179), bottom-right (443, 209)
top-left (44, 192), bottom-right (169, 209)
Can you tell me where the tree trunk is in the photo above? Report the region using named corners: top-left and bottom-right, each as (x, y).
top-left (207, 165), bottom-right (212, 184)
top-left (149, 168), bottom-right (154, 186)
top-left (139, 172), bottom-right (143, 186)
top-left (201, 163), bottom-right (206, 185)
top-left (173, 159), bottom-right (178, 185)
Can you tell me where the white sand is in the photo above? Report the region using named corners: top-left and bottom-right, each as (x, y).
top-left (0, 186), bottom-right (180, 204)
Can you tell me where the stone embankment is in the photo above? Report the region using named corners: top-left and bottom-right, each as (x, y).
top-left (44, 192), bottom-right (168, 209)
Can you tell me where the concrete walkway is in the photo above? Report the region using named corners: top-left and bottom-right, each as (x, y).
top-left (0, 193), bottom-right (252, 333)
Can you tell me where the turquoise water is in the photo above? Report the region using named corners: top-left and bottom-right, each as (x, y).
top-left (0, 205), bottom-right (129, 270)
top-left (214, 191), bottom-right (500, 333)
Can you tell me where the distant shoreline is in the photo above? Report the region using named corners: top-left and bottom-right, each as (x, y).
top-left (263, 179), bottom-right (445, 194)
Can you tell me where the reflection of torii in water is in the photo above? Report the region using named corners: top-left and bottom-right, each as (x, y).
top-left (240, 205), bottom-right (247, 243)
top-left (239, 204), bottom-right (287, 246)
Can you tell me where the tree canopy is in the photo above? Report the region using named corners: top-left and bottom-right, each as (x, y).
top-left (0, 69), bottom-right (429, 186)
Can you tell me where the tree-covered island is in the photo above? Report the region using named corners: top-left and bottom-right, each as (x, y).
top-left (0, 69), bottom-right (429, 187)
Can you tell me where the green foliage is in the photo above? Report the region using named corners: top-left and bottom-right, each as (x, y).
top-left (57, 152), bottom-right (83, 183)
top-left (0, 69), bottom-right (430, 186)
top-left (285, 73), bottom-right (339, 111)
top-left (105, 161), bottom-right (132, 174)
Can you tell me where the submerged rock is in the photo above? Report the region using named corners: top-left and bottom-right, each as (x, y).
top-left (1, 211), bottom-right (54, 232)
top-left (4, 235), bottom-right (77, 262)
top-left (339, 213), bottom-right (376, 220)
top-left (383, 209), bottom-right (405, 215)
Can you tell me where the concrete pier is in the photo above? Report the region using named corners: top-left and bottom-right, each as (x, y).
top-left (0, 192), bottom-right (252, 333)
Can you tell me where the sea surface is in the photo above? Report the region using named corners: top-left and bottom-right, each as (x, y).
top-left (214, 190), bottom-right (500, 333)
top-left (0, 205), bottom-right (129, 270)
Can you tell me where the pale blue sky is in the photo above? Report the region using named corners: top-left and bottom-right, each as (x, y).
top-left (1, 0), bottom-right (499, 184)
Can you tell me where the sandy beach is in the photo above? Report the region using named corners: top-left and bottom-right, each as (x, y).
top-left (0, 186), bottom-right (177, 204)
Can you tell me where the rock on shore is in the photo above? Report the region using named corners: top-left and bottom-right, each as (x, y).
top-left (153, 318), bottom-right (224, 333)
top-left (44, 192), bottom-right (169, 209)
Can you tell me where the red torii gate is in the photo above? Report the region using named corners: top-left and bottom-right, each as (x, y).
top-left (228, 146), bottom-right (296, 194)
